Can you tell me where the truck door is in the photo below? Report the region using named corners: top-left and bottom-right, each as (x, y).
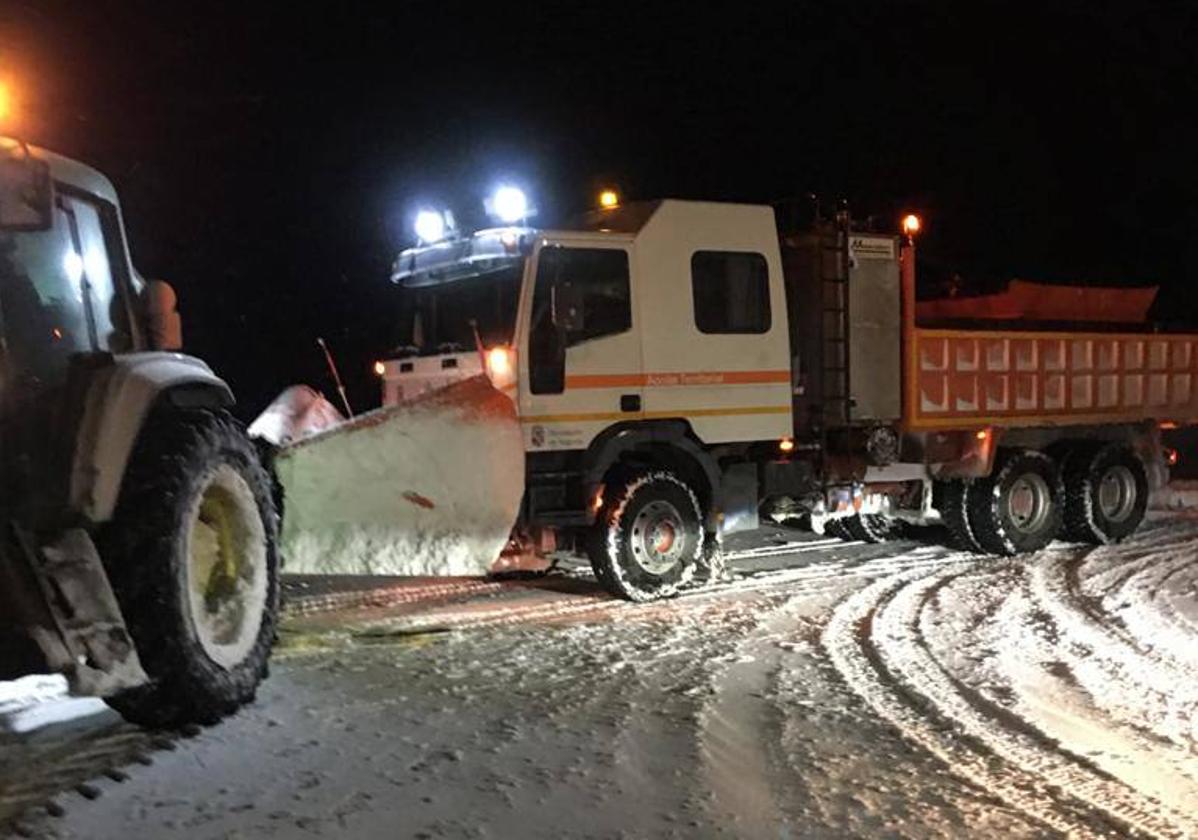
top-left (519, 239), bottom-right (641, 453)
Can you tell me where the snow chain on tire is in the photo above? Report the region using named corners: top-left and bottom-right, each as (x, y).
top-left (824, 518), bottom-right (853, 541)
top-left (1061, 442), bottom-right (1148, 544)
top-left (98, 407), bottom-right (280, 728)
top-left (587, 470), bottom-right (704, 602)
top-left (691, 534), bottom-right (727, 587)
top-left (844, 514), bottom-right (900, 543)
top-left (966, 449), bottom-right (1064, 556)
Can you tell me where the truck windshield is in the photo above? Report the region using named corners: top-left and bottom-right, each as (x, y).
top-left (394, 261), bottom-right (523, 356)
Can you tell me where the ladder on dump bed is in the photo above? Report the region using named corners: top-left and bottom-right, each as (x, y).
top-left (820, 213), bottom-right (852, 430)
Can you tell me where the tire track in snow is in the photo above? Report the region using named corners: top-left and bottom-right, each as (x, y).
top-left (694, 544), bottom-right (982, 834)
top-left (1098, 535), bottom-right (1198, 658)
top-left (896, 566), bottom-right (1198, 835)
top-left (0, 724), bottom-right (167, 831)
top-left (1029, 549), bottom-right (1198, 750)
top-left (341, 548), bottom-right (958, 638)
top-left (824, 562), bottom-right (1188, 838)
top-left (697, 600), bottom-right (800, 836)
top-left (972, 566), bottom-right (1198, 820)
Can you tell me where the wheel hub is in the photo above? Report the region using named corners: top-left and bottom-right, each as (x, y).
top-left (630, 500), bottom-right (686, 575)
top-left (187, 465), bottom-right (268, 670)
top-left (1007, 473), bottom-right (1051, 534)
top-left (1097, 464), bottom-right (1137, 523)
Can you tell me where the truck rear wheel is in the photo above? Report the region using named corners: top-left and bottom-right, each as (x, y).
top-left (98, 408), bottom-right (280, 728)
top-left (1062, 443), bottom-right (1148, 544)
top-left (938, 480), bottom-right (983, 553)
top-left (587, 470), bottom-right (704, 601)
top-left (967, 450), bottom-right (1063, 556)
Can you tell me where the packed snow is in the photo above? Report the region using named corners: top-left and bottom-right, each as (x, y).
top-left (273, 376), bottom-right (525, 577)
top-left (0, 677), bottom-right (107, 736)
top-left (2, 513), bottom-right (1197, 838)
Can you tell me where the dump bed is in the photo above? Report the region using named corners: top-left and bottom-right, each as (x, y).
top-left (782, 224), bottom-right (1198, 436)
top-left (898, 250), bottom-right (1198, 431)
top-left (905, 328), bottom-right (1198, 429)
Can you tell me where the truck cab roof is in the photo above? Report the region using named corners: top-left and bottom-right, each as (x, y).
top-left (391, 199), bottom-right (779, 288)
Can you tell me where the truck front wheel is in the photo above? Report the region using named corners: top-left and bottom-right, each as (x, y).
top-left (98, 408), bottom-right (280, 728)
top-left (587, 470), bottom-right (704, 601)
top-left (967, 450), bottom-right (1063, 556)
top-left (1062, 443), bottom-right (1148, 544)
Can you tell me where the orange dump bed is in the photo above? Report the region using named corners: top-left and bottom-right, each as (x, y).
top-left (905, 328), bottom-right (1198, 430)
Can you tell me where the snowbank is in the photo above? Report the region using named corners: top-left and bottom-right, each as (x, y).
top-left (1151, 480), bottom-right (1198, 511)
top-left (0, 675), bottom-right (108, 734)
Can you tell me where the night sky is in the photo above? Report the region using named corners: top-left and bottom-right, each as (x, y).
top-left (2, 3), bottom-right (1196, 418)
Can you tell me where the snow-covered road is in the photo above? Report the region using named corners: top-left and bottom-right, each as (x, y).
top-left (2, 515), bottom-right (1197, 838)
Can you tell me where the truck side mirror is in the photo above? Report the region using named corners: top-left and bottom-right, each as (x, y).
top-left (0, 152), bottom-right (53, 231)
top-left (552, 281), bottom-right (585, 335)
top-left (144, 280), bottom-right (183, 350)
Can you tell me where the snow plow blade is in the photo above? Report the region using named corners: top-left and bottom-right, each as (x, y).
top-left (254, 376), bottom-right (525, 576)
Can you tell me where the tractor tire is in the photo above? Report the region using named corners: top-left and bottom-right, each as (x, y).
top-left (844, 514), bottom-right (900, 543)
top-left (98, 408), bottom-right (280, 728)
top-left (1062, 443), bottom-right (1148, 544)
top-left (967, 449), bottom-right (1063, 556)
top-left (587, 470), bottom-right (704, 601)
top-left (938, 479), bottom-right (983, 553)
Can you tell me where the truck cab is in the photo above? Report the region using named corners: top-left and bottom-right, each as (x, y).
top-left (385, 201), bottom-right (795, 446)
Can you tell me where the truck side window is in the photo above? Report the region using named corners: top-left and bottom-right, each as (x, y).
top-left (691, 251), bottom-right (771, 334)
top-left (532, 246), bottom-right (631, 347)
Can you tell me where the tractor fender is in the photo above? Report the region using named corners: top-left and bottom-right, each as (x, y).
top-left (70, 352), bottom-right (234, 524)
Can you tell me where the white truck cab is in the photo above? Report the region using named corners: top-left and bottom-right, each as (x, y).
top-left (384, 201), bottom-right (795, 454)
top-left (376, 200), bottom-right (806, 598)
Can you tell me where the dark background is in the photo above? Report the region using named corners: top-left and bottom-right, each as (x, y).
top-left (2, 2), bottom-right (1196, 418)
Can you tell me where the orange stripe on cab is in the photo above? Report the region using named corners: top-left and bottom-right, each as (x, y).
top-left (564, 370), bottom-right (790, 389)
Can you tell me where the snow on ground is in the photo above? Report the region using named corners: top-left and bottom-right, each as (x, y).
top-left (2, 515), bottom-right (1198, 838)
top-left (0, 677), bottom-right (108, 736)
top-left (1152, 480), bottom-right (1198, 512)
top-left (825, 514), bottom-right (1198, 838)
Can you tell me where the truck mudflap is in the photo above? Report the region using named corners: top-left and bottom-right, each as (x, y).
top-left (260, 375), bottom-right (526, 576)
top-left (1, 526), bottom-right (147, 696)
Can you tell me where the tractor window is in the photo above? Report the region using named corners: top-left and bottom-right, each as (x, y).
top-left (532, 246), bottom-right (631, 348)
top-left (0, 203), bottom-right (94, 385)
top-left (60, 193), bottom-right (130, 352)
top-left (691, 250), bottom-right (771, 334)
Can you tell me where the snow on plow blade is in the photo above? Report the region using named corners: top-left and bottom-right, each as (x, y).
top-left (255, 376), bottom-right (524, 576)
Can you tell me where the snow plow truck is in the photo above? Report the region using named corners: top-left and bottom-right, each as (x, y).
top-left (0, 139), bottom-right (279, 726)
top-left (255, 198), bottom-right (1193, 602)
